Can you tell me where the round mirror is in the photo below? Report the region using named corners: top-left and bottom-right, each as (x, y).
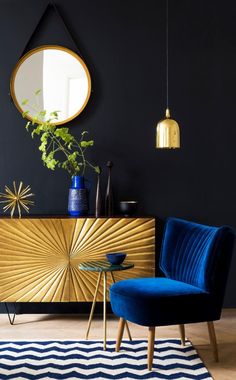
top-left (10, 45), bottom-right (91, 125)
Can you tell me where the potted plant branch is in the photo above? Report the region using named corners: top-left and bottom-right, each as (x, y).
top-left (22, 93), bottom-right (100, 216)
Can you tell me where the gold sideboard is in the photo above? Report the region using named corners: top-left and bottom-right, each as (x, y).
top-left (0, 217), bottom-right (155, 303)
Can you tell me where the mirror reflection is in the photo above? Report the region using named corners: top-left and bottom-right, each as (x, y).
top-left (10, 45), bottom-right (91, 125)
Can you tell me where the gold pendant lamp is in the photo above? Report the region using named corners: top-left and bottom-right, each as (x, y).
top-left (156, 0), bottom-right (180, 149)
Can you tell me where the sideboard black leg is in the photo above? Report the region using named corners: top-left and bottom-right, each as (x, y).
top-left (4, 303), bottom-right (16, 325)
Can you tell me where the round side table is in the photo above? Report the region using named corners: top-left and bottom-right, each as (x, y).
top-left (79, 260), bottom-right (134, 350)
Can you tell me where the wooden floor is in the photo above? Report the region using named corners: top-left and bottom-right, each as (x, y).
top-left (0, 308), bottom-right (235, 379)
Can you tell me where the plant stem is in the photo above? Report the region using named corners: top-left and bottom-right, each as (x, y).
top-left (74, 141), bottom-right (86, 175)
top-left (23, 101), bottom-right (96, 177)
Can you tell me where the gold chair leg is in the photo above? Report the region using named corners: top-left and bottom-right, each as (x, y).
top-left (110, 272), bottom-right (132, 341)
top-left (116, 317), bottom-right (125, 352)
top-left (207, 321), bottom-right (219, 362)
top-left (103, 272), bottom-right (107, 350)
top-left (85, 271), bottom-right (102, 339)
top-left (147, 326), bottom-right (155, 371)
top-left (179, 324), bottom-right (185, 346)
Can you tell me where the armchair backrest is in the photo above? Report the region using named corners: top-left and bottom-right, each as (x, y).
top-left (160, 218), bottom-right (235, 299)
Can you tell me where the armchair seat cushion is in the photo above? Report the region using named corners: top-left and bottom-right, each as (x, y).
top-left (110, 277), bottom-right (215, 327)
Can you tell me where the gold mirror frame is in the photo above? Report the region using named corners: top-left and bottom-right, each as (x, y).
top-left (10, 45), bottom-right (92, 125)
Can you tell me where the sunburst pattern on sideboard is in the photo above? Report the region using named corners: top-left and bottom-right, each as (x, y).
top-left (0, 217), bottom-right (155, 302)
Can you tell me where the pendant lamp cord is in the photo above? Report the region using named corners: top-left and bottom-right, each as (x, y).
top-left (166, 0), bottom-right (169, 109)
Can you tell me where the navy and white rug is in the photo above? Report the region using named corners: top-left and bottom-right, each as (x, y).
top-left (0, 339), bottom-right (212, 379)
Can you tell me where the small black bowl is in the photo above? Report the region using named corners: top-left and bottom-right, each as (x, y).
top-left (119, 201), bottom-right (138, 217)
top-left (106, 252), bottom-right (126, 265)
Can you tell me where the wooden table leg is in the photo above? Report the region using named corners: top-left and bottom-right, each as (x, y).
top-left (110, 272), bottom-right (132, 341)
top-left (85, 271), bottom-right (102, 339)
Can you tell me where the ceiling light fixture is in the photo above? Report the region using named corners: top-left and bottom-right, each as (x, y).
top-left (156, 0), bottom-right (180, 149)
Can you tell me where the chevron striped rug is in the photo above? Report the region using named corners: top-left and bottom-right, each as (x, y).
top-left (0, 339), bottom-right (212, 379)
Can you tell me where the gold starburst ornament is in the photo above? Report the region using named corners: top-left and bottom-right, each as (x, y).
top-left (0, 181), bottom-right (34, 218)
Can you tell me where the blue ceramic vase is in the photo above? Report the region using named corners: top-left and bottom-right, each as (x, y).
top-left (68, 176), bottom-right (88, 217)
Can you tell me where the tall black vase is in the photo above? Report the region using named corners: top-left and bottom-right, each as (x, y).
top-left (105, 161), bottom-right (114, 216)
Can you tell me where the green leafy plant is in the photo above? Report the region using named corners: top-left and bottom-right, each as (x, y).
top-left (22, 92), bottom-right (100, 177)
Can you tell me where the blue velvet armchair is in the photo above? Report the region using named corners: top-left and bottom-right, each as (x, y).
top-left (110, 217), bottom-right (235, 370)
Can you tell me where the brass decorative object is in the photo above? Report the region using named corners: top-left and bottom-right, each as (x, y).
top-left (0, 217), bottom-right (155, 302)
top-left (156, 0), bottom-right (181, 149)
top-left (0, 181), bottom-right (34, 218)
top-left (156, 108), bottom-right (180, 148)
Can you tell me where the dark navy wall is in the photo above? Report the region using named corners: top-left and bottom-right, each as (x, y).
top-left (0, 0), bottom-right (236, 311)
